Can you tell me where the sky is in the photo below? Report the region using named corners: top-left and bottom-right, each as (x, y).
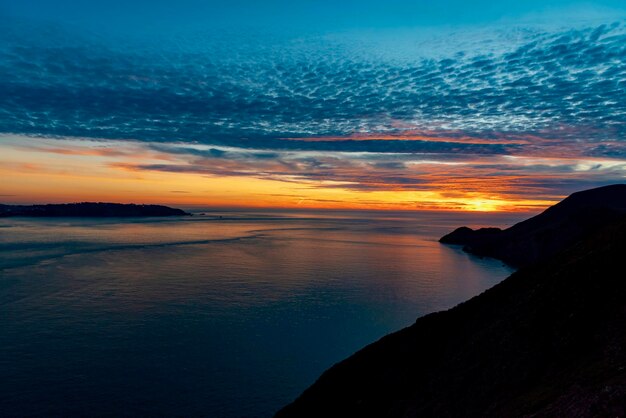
top-left (1, 1), bottom-right (625, 211)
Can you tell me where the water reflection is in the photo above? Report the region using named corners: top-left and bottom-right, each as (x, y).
top-left (0, 210), bottom-right (520, 417)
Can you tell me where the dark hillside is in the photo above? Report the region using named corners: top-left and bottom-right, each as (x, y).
top-left (278, 185), bottom-right (626, 417)
top-left (440, 184), bottom-right (626, 267)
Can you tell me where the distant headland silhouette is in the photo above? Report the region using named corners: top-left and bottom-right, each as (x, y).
top-left (0, 202), bottom-right (190, 217)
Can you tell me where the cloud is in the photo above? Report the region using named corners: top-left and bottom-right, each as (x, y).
top-left (0, 18), bottom-right (625, 158)
top-left (1, 17), bottom-right (625, 209)
top-left (105, 142), bottom-right (626, 202)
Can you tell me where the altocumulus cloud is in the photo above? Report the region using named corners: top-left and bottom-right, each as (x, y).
top-left (1, 15), bottom-right (626, 202)
top-left (1, 18), bottom-right (625, 151)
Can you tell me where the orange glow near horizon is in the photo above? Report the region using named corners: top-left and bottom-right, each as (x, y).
top-left (0, 134), bottom-right (605, 213)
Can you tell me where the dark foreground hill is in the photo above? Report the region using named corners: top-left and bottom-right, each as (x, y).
top-left (0, 202), bottom-right (189, 217)
top-left (277, 185), bottom-right (626, 417)
top-left (440, 184), bottom-right (626, 267)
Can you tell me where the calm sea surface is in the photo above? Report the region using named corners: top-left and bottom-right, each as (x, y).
top-left (0, 210), bottom-right (523, 417)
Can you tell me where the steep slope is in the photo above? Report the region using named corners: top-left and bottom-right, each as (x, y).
top-left (440, 184), bottom-right (626, 267)
top-left (277, 187), bottom-right (626, 417)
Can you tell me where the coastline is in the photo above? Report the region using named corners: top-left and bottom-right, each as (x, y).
top-left (277, 185), bottom-right (626, 417)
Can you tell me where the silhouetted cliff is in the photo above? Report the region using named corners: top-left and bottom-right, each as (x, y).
top-left (0, 202), bottom-right (189, 217)
top-left (440, 184), bottom-right (626, 267)
top-left (277, 184), bottom-right (626, 417)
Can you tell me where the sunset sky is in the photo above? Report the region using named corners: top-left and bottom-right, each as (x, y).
top-left (1, 1), bottom-right (625, 211)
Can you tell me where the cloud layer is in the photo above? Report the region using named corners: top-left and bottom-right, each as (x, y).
top-left (2, 20), bottom-right (625, 148)
top-left (1, 17), bottom-right (625, 208)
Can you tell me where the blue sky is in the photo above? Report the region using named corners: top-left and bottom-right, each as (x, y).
top-left (1, 1), bottom-right (625, 209)
top-left (3, 0), bottom-right (626, 32)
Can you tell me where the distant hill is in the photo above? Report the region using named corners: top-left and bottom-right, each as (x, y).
top-left (440, 184), bottom-right (626, 267)
top-left (276, 184), bottom-right (626, 417)
top-left (0, 202), bottom-right (190, 217)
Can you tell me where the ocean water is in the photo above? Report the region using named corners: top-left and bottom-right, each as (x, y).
top-left (0, 210), bottom-right (521, 417)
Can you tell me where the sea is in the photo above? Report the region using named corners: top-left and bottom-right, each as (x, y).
top-left (0, 209), bottom-right (523, 417)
